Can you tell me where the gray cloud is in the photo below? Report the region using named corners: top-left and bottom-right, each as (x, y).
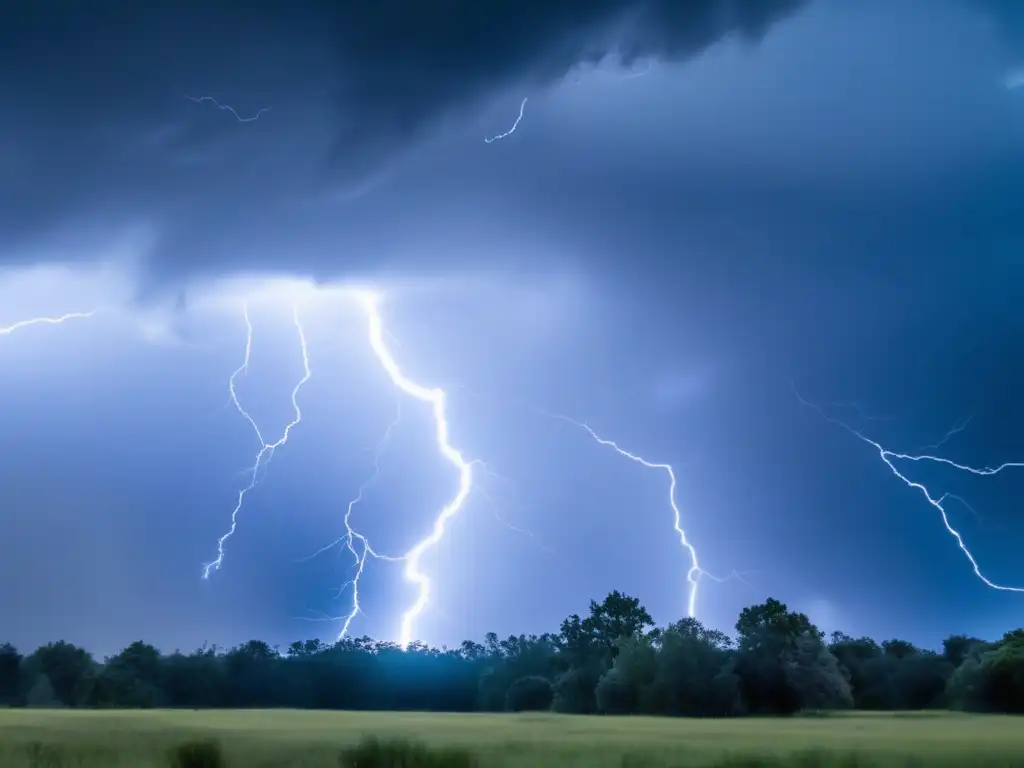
top-left (1, 0), bottom-right (807, 297)
top-left (320, 0), bottom-right (808, 174)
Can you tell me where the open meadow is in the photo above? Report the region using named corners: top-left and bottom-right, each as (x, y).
top-left (0, 709), bottom-right (1022, 767)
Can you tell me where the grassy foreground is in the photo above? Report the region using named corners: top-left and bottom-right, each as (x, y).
top-left (0, 709), bottom-right (1021, 767)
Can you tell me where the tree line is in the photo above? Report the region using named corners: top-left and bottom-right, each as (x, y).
top-left (1, 593), bottom-right (1020, 715)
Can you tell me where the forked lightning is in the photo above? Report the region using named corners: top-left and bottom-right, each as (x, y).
top-left (202, 304), bottom-right (312, 578)
top-left (355, 290), bottom-right (476, 649)
top-left (297, 399), bottom-right (405, 640)
top-left (545, 412), bottom-right (747, 619)
top-left (795, 385), bottom-right (1024, 593)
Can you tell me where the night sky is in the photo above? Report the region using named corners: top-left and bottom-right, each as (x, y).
top-left (3, 0), bottom-right (1024, 656)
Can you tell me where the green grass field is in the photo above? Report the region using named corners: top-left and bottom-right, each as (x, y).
top-left (0, 709), bottom-right (1021, 767)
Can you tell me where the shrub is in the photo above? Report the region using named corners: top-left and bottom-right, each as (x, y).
top-left (168, 739), bottom-right (224, 768)
top-left (339, 736), bottom-right (474, 767)
top-left (24, 742), bottom-right (65, 768)
top-left (504, 674), bottom-right (553, 712)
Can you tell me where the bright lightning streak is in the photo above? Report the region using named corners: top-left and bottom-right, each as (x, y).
top-left (355, 291), bottom-right (475, 649)
top-left (551, 415), bottom-right (707, 618)
top-left (0, 312), bottom-right (96, 334)
top-left (202, 305), bottom-right (311, 579)
top-left (794, 385), bottom-right (1024, 594)
top-left (451, 386), bottom-right (752, 613)
top-left (187, 95), bottom-right (271, 123)
top-left (485, 97), bottom-right (528, 143)
top-left (227, 305), bottom-right (265, 447)
top-left (297, 399), bottom-right (406, 640)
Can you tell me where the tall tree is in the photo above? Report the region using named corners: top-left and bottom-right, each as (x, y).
top-left (6, 592), bottom-right (1014, 717)
top-left (734, 598), bottom-right (846, 714)
top-left (648, 618), bottom-right (739, 716)
top-left (93, 641), bottom-right (165, 707)
top-left (21, 641), bottom-right (95, 707)
top-left (942, 634), bottom-right (986, 668)
top-left (0, 643), bottom-right (21, 704)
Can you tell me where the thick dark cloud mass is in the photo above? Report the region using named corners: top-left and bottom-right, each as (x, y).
top-left (322, 0), bottom-right (807, 172)
top-left (1, 0), bottom-right (805, 294)
top-left (7, 0), bottom-right (1024, 653)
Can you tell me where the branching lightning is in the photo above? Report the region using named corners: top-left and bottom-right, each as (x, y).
top-left (485, 97), bottom-right (528, 143)
top-left (297, 398), bottom-right (406, 639)
top-left (794, 385), bottom-right (1024, 594)
top-left (299, 399), bottom-right (553, 641)
top-left (446, 387), bottom-right (752, 620)
top-left (202, 304), bottom-right (311, 578)
top-left (187, 95), bottom-right (271, 123)
top-left (0, 312), bottom-right (96, 335)
top-left (354, 291), bottom-right (475, 649)
top-left (547, 414), bottom-right (716, 618)
top-left (1, 291), bottom-right (751, 645)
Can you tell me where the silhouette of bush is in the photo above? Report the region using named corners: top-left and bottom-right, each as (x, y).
top-left (24, 742), bottom-right (65, 768)
top-left (339, 736), bottom-right (474, 767)
top-left (168, 739), bottom-right (224, 768)
top-left (505, 674), bottom-right (553, 711)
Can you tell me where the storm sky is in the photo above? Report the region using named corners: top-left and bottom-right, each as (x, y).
top-left (4, 0), bottom-right (1024, 655)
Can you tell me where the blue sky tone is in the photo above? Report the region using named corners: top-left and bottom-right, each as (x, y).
top-left (3, 0), bottom-right (1024, 656)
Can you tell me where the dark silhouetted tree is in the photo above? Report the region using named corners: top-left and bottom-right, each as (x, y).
top-left (0, 643), bottom-right (21, 704)
top-left (21, 641), bottom-right (94, 706)
top-left (505, 675), bottom-right (553, 711)
top-left (3, 591), bottom-right (1008, 717)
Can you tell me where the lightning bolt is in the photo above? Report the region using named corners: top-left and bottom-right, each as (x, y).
top-left (446, 386), bottom-right (750, 617)
top-left (794, 385), bottom-right (1024, 594)
top-left (297, 398), bottom-right (405, 639)
top-left (187, 95), bottom-right (271, 123)
top-left (226, 305), bottom-right (266, 448)
top-left (485, 97), bottom-right (528, 144)
top-left (0, 312), bottom-right (96, 334)
top-left (546, 414), bottom-right (711, 618)
top-left (355, 291), bottom-right (475, 649)
top-left (202, 304), bottom-right (311, 578)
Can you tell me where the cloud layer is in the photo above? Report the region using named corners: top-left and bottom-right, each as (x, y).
top-left (1, 0), bottom-right (806, 296)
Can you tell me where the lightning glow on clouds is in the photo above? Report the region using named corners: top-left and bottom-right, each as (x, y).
top-left (0, 270), bottom-right (744, 646)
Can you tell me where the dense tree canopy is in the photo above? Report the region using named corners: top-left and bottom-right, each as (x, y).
top-left (1, 592), bottom-right (1018, 715)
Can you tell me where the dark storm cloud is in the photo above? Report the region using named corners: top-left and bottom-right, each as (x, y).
top-left (1, 0), bottom-right (806, 294)
top-left (321, 0), bottom-right (808, 175)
